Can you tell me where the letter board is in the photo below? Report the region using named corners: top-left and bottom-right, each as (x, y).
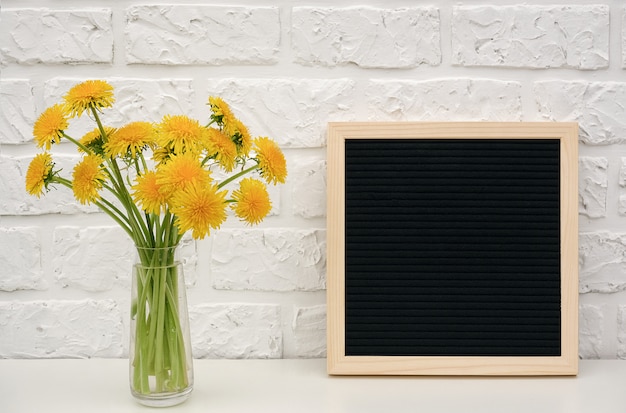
top-left (326, 122), bottom-right (578, 376)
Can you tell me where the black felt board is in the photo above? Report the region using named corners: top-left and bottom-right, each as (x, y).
top-left (343, 138), bottom-right (561, 357)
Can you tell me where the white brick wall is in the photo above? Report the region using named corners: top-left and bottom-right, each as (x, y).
top-left (0, 300), bottom-right (124, 358)
top-left (366, 79), bottom-right (523, 121)
top-left (190, 303), bottom-right (282, 358)
top-left (125, 5), bottom-right (280, 65)
top-left (534, 81), bottom-right (626, 145)
top-left (1, 0), bottom-right (625, 360)
top-left (452, 5), bottom-right (609, 69)
top-left (291, 7), bottom-right (441, 68)
top-left (0, 8), bottom-right (113, 64)
top-left (0, 80), bottom-right (35, 144)
top-left (579, 157), bottom-right (608, 219)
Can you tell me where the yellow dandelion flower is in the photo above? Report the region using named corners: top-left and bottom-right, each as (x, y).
top-left (231, 178), bottom-right (272, 225)
top-left (253, 137), bottom-right (287, 185)
top-left (170, 183), bottom-right (228, 239)
top-left (64, 80), bottom-right (115, 118)
top-left (132, 171), bottom-right (168, 215)
top-left (225, 118), bottom-right (252, 156)
top-left (25, 152), bottom-right (54, 197)
top-left (81, 127), bottom-right (107, 146)
top-left (156, 153), bottom-right (211, 197)
top-left (208, 96), bottom-right (236, 127)
top-left (204, 128), bottom-right (237, 172)
top-left (72, 154), bottom-right (107, 204)
top-left (33, 104), bottom-right (68, 150)
top-left (79, 126), bottom-right (116, 154)
top-left (156, 115), bottom-right (204, 156)
top-left (105, 121), bottom-right (155, 158)
top-left (152, 147), bottom-right (173, 166)
top-left (207, 97), bottom-right (251, 155)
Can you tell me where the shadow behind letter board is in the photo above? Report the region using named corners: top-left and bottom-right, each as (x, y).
top-left (326, 122), bottom-right (578, 376)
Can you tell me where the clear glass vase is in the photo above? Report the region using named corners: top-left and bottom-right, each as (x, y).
top-left (129, 245), bottom-right (193, 407)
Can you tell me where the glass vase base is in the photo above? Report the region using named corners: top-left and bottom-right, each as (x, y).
top-left (132, 386), bottom-right (193, 408)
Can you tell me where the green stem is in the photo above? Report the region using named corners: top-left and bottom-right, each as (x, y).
top-left (132, 265), bottom-right (152, 393)
top-left (131, 245), bottom-right (190, 396)
top-left (62, 132), bottom-right (91, 153)
top-left (154, 263), bottom-right (168, 390)
top-left (217, 164), bottom-right (258, 189)
top-left (104, 156), bottom-right (152, 248)
top-left (90, 107), bottom-right (109, 144)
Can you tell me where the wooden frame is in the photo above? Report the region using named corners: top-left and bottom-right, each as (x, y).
top-left (326, 122), bottom-right (578, 376)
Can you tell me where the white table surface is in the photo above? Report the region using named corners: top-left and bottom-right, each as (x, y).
top-left (1, 359), bottom-right (625, 412)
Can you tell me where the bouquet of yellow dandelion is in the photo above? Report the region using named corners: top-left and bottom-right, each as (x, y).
top-left (25, 80), bottom-right (287, 403)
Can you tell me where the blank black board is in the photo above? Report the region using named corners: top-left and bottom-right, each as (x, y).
top-left (326, 122), bottom-right (579, 376)
top-left (345, 138), bottom-right (560, 357)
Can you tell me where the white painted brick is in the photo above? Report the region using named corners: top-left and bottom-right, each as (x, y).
top-left (292, 305), bottom-right (326, 358)
top-left (291, 156), bottom-right (326, 219)
top-left (0, 227), bottom-right (45, 291)
top-left (366, 79), bottom-right (522, 121)
top-left (618, 306), bottom-right (626, 359)
top-left (579, 157), bottom-right (608, 219)
top-left (0, 300), bottom-right (124, 358)
top-left (452, 5), bottom-right (608, 69)
top-left (0, 154), bottom-right (96, 216)
top-left (579, 304), bottom-right (604, 359)
top-left (618, 158), bottom-right (626, 216)
top-left (44, 78), bottom-right (196, 138)
top-left (190, 303), bottom-right (281, 359)
top-left (53, 226), bottom-right (134, 292)
top-left (534, 81), bottom-right (626, 145)
top-left (623, 8), bottom-right (626, 69)
top-left (619, 158), bottom-right (626, 188)
top-left (0, 8), bottom-right (113, 65)
top-left (211, 229), bottom-right (326, 292)
top-left (125, 5), bottom-right (280, 65)
top-left (177, 235), bottom-right (199, 288)
top-left (0, 79), bottom-right (35, 145)
top-left (618, 196), bottom-right (626, 217)
top-left (579, 232), bottom-right (626, 293)
top-left (292, 7), bottom-right (440, 68)
top-left (206, 78), bottom-right (356, 148)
